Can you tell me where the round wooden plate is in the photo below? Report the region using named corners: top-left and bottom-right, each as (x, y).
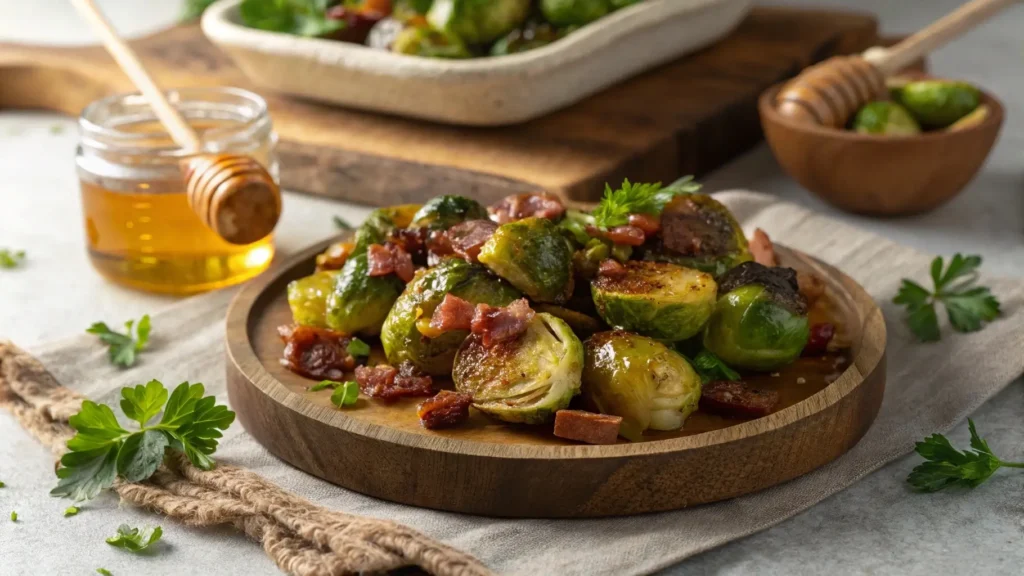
top-left (225, 238), bottom-right (886, 518)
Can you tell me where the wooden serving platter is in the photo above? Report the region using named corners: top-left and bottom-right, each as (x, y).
top-left (0, 7), bottom-right (880, 206)
top-left (225, 239), bottom-right (887, 518)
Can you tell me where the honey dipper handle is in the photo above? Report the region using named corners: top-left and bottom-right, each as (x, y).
top-left (69, 0), bottom-right (202, 151)
top-left (864, 0), bottom-right (1019, 76)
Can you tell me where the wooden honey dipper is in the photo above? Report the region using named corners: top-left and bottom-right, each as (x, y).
top-left (70, 0), bottom-right (281, 245)
top-left (776, 0), bottom-right (1018, 129)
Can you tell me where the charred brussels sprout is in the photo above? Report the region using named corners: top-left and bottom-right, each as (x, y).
top-left (591, 261), bottom-right (716, 342)
top-left (702, 262), bottom-right (810, 371)
top-left (287, 271), bottom-right (338, 328)
top-left (541, 0), bottom-right (611, 26)
top-left (410, 195), bottom-right (488, 231)
top-left (326, 253), bottom-right (406, 336)
top-left (851, 101), bottom-right (921, 136)
top-left (893, 80), bottom-right (981, 128)
top-left (582, 331), bottom-right (702, 441)
top-left (392, 25), bottom-right (472, 58)
top-left (380, 258), bottom-right (521, 375)
top-left (643, 193), bottom-right (751, 278)
top-left (478, 217), bottom-right (575, 304)
top-left (354, 204), bottom-right (422, 253)
top-left (490, 22), bottom-right (564, 56)
top-left (453, 313), bottom-right (583, 424)
top-left (427, 0), bottom-right (532, 45)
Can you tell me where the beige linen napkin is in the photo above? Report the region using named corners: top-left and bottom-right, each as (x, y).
top-left (3, 190), bottom-right (1024, 576)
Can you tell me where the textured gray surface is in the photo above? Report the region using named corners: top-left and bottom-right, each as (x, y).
top-left (0, 0), bottom-right (1022, 574)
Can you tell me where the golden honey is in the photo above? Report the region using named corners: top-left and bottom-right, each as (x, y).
top-left (76, 89), bottom-right (278, 295)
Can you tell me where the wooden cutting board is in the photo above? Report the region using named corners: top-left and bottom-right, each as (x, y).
top-left (0, 7), bottom-right (878, 207)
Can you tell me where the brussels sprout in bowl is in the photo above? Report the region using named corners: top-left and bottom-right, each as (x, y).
top-left (453, 312), bottom-right (583, 424)
top-left (591, 261), bottom-right (716, 342)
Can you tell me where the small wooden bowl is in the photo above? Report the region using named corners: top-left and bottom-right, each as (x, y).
top-left (759, 84), bottom-right (1004, 215)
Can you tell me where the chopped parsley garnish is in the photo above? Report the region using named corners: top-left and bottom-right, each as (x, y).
top-left (691, 349), bottom-right (741, 384)
top-left (86, 315), bottom-right (152, 368)
top-left (908, 419), bottom-right (1024, 492)
top-left (0, 248), bottom-right (26, 269)
top-left (346, 337), bottom-right (371, 357)
top-left (106, 524), bottom-right (163, 552)
top-left (333, 215), bottom-right (353, 230)
top-left (96, 569), bottom-right (113, 576)
top-left (894, 254), bottom-right (1000, 342)
top-left (591, 177), bottom-right (701, 229)
top-left (330, 381), bottom-right (359, 408)
top-left (10, 511), bottom-right (17, 522)
top-left (64, 506), bottom-right (80, 517)
top-left (309, 380), bottom-right (340, 392)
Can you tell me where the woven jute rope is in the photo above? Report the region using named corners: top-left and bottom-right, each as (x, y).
top-left (0, 340), bottom-right (495, 576)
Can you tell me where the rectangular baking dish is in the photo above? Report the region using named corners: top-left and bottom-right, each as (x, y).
top-left (202, 0), bottom-right (752, 126)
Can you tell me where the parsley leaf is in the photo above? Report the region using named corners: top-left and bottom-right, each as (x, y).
top-left (908, 419), bottom-right (1024, 492)
top-left (64, 506), bottom-right (80, 517)
top-left (181, 0), bottom-right (217, 20)
top-left (309, 380), bottom-right (340, 392)
top-left (347, 337), bottom-right (371, 357)
top-left (893, 254), bottom-right (1000, 342)
top-left (330, 381), bottom-right (360, 408)
top-left (691, 349), bottom-right (741, 384)
top-left (0, 248), bottom-right (26, 269)
top-left (106, 524), bottom-right (163, 552)
top-left (333, 215), bottom-right (353, 230)
top-left (10, 511), bottom-right (17, 522)
top-left (591, 177), bottom-right (701, 229)
top-left (96, 569), bottom-right (113, 576)
top-left (86, 315), bottom-right (152, 368)
top-left (239, 0), bottom-right (345, 37)
top-left (0, 481), bottom-right (5, 487)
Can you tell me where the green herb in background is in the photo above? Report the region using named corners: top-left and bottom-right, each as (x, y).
top-left (106, 524), bottom-right (163, 552)
top-left (908, 419), bottom-right (1024, 492)
top-left (51, 380), bottom-right (235, 502)
top-left (96, 569), bottom-right (113, 576)
top-left (181, 0), bottom-right (218, 20)
top-left (0, 248), bottom-right (26, 269)
top-left (64, 506), bottom-right (80, 517)
top-left (0, 480), bottom-right (5, 487)
top-left (893, 254), bottom-right (1000, 342)
top-left (333, 215), bottom-right (353, 230)
top-left (86, 315), bottom-right (151, 368)
top-left (330, 381), bottom-right (360, 408)
top-left (10, 511), bottom-right (17, 522)
top-left (49, 124), bottom-right (66, 135)
top-left (309, 380), bottom-right (341, 392)
top-left (239, 0), bottom-right (345, 37)
top-left (591, 177), bottom-right (701, 229)
top-left (691, 349), bottom-right (741, 384)
top-left (347, 337), bottom-right (371, 357)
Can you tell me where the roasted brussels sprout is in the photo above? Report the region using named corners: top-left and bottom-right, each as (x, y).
top-left (702, 262), bottom-right (810, 371)
top-left (541, 0), bottom-right (611, 26)
top-left (478, 217), bottom-right (575, 304)
top-left (394, 0), bottom-right (434, 20)
top-left (534, 303), bottom-right (602, 337)
top-left (850, 101), bottom-right (921, 136)
top-left (642, 193), bottom-right (752, 278)
top-left (591, 261), bottom-right (716, 342)
top-left (582, 331), bottom-right (702, 441)
top-left (410, 195), bottom-right (488, 231)
top-left (453, 313), bottom-right (583, 424)
top-left (392, 25), bottom-right (472, 58)
top-left (893, 80), bottom-right (981, 128)
top-left (380, 258), bottom-right (521, 375)
top-left (326, 253), bottom-right (406, 336)
top-left (287, 270), bottom-right (338, 328)
top-left (354, 204), bottom-right (422, 253)
top-left (490, 22), bottom-right (564, 56)
top-left (427, 0), bottom-right (532, 45)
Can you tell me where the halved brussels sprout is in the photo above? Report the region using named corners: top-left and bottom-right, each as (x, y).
top-left (392, 25), bottom-right (472, 58)
top-left (453, 313), bottom-right (583, 424)
top-left (326, 253), bottom-right (406, 336)
top-left (851, 101), bottom-right (921, 136)
top-left (287, 270), bottom-right (338, 328)
top-left (410, 195), bottom-right (488, 231)
top-left (582, 331), bottom-right (702, 441)
top-left (354, 204), bottom-right (422, 253)
top-left (427, 0), bottom-right (532, 45)
top-left (702, 262), bottom-right (809, 371)
top-left (477, 217), bottom-right (574, 304)
top-left (541, 0), bottom-right (611, 26)
top-left (642, 193), bottom-right (752, 278)
top-left (893, 80), bottom-right (981, 128)
top-left (534, 303), bottom-right (602, 337)
top-left (380, 258), bottom-right (521, 375)
top-left (591, 261), bottom-right (716, 342)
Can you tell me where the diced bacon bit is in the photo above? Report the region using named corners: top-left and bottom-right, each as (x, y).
top-left (425, 229), bottom-right (454, 266)
top-left (278, 324), bottom-right (356, 381)
top-left (699, 381), bottom-right (780, 419)
top-left (627, 213), bottom-right (661, 237)
top-left (598, 259), bottom-right (628, 279)
top-left (355, 361), bottom-right (435, 401)
top-left (446, 220), bottom-right (498, 262)
top-left (471, 298), bottom-right (535, 347)
top-left (488, 192), bottom-right (566, 224)
top-left (366, 242), bottom-right (415, 282)
top-left (315, 241), bottom-right (355, 271)
top-left (749, 228), bottom-right (779, 267)
top-left (797, 271), bottom-right (826, 306)
top-left (803, 323), bottom-right (836, 356)
top-left (429, 293), bottom-right (476, 333)
top-left (389, 227), bottom-right (428, 257)
top-left (599, 225), bottom-right (646, 246)
top-left (417, 391), bottom-right (473, 430)
top-left (553, 410), bottom-right (622, 445)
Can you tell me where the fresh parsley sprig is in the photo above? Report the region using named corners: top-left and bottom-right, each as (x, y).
top-left (691, 349), bottom-right (741, 384)
top-left (908, 419), bottom-right (1024, 492)
top-left (591, 176), bottom-right (701, 229)
top-left (893, 254), bottom-right (1000, 342)
top-left (51, 380), bottom-right (235, 502)
top-left (239, 0), bottom-right (345, 38)
top-left (86, 315), bottom-right (152, 368)
top-left (0, 248), bottom-right (26, 269)
top-left (106, 524), bottom-right (163, 552)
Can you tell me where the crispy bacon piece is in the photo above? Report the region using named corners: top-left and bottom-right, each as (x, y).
top-left (355, 361), bottom-right (434, 401)
top-left (389, 227), bottom-right (428, 257)
top-left (446, 220), bottom-right (498, 262)
top-left (603, 225), bottom-right (646, 246)
top-left (471, 298), bottom-right (535, 347)
top-left (278, 325), bottom-right (356, 381)
top-left (553, 410), bottom-right (622, 445)
top-left (315, 241), bottom-right (355, 271)
top-left (598, 259), bottom-right (628, 279)
top-left (425, 229), bottom-right (454, 266)
top-left (323, 5), bottom-right (386, 44)
top-left (700, 381), bottom-right (779, 419)
top-left (628, 213), bottom-right (661, 237)
top-left (429, 293), bottom-right (476, 333)
top-left (488, 192), bottom-right (566, 224)
top-left (797, 271), bottom-right (826, 306)
top-left (803, 323), bottom-right (836, 356)
top-left (366, 242), bottom-right (415, 282)
top-left (417, 391), bottom-right (473, 430)
top-left (749, 228), bottom-right (779, 267)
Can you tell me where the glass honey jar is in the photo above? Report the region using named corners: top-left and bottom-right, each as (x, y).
top-left (76, 87), bottom-right (278, 295)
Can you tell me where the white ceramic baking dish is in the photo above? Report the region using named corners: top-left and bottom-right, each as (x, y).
top-left (202, 0), bottom-right (752, 126)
